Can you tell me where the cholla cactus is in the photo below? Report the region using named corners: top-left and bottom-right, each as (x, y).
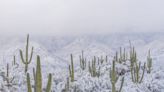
top-left (147, 50), bottom-right (152, 73)
top-left (110, 58), bottom-right (124, 92)
top-left (69, 54), bottom-right (74, 82)
top-left (79, 51), bottom-right (86, 70)
top-left (26, 55), bottom-right (52, 92)
top-left (88, 56), bottom-right (100, 77)
top-left (20, 34), bottom-right (34, 73)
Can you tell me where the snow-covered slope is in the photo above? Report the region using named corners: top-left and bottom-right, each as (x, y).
top-left (0, 33), bottom-right (164, 92)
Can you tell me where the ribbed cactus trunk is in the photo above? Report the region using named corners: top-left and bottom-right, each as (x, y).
top-left (105, 56), bottom-right (108, 63)
top-left (36, 55), bottom-right (42, 92)
top-left (6, 63), bottom-right (9, 88)
top-left (27, 73), bottom-right (32, 92)
top-left (112, 83), bottom-right (116, 92)
top-left (147, 50), bottom-right (152, 73)
top-left (69, 54), bottom-right (74, 82)
top-left (46, 74), bottom-right (52, 92)
top-left (12, 56), bottom-right (16, 66)
top-left (25, 65), bottom-right (28, 73)
top-left (26, 55), bottom-right (52, 92)
top-left (80, 51), bottom-right (86, 70)
top-left (88, 56), bottom-right (100, 77)
top-left (110, 57), bottom-right (124, 92)
top-left (110, 59), bottom-right (117, 92)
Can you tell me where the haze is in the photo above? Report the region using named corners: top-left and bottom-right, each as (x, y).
top-left (0, 0), bottom-right (164, 36)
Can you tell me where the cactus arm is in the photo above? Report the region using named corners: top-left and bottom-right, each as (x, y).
top-left (7, 63), bottom-right (9, 78)
top-left (147, 50), bottom-right (152, 73)
top-left (26, 34), bottom-right (29, 64)
top-left (69, 54), bottom-right (74, 82)
top-left (130, 63), bottom-right (134, 82)
top-left (28, 47), bottom-right (34, 64)
top-left (69, 65), bottom-right (71, 77)
top-left (20, 50), bottom-right (26, 64)
top-left (33, 68), bottom-right (36, 81)
top-left (27, 73), bottom-right (32, 92)
top-left (119, 77), bottom-right (124, 92)
top-left (32, 68), bottom-right (36, 92)
top-left (106, 56), bottom-right (108, 63)
top-left (13, 56), bottom-right (16, 66)
top-left (46, 73), bottom-right (52, 92)
top-left (71, 55), bottom-right (74, 82)
top-left (139, 63), bottom-right (146, 83)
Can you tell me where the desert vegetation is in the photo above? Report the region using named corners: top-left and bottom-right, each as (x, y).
top-left (0, 34), bottom-right (155, 92)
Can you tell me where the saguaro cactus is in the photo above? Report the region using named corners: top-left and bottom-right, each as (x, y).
top-left (36, 56), bottom-right (42, 92)
top-left (88, 56), bottom-right (100, 77)
top-left (131, 62), bottom-right (146, 83)
top-left (12, 56), bottom-right (16, 66)
top-left (118, 47), bottom-right (127, 63)
top-left (105, 55), bottom-right (108, 63)
top-left (129, 47), bottom-right (146, 83)
top-left (79, 51), bottom-right (86, 70)
top-left (27, 73), bottom-right (32, 92)
top-left (20, 34), bottom-right (34, 73)
top-left (26, 55), bottom-right (52, 92)
top-left (69, 54), bottom-right (74, 82)
top-left (46, 74), bottom-right (52, 92)
top-left (63, 77), bottom-right (70, 92)
top-left (110, 58), bottom-right (124, 92)
top-left (100, 56), bottom-right (104, 64)
top-left (147, 50), bottom-right (152, 73)
top-left (5, 63), bottom-right (15, 88)
top-left (130, 47), bottom-right (137, 81)
top-left (119, 47), bottom-right (123, 63)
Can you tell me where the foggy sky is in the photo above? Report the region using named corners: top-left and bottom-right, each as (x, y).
top-left (0, 0), bottom-right (164, 36)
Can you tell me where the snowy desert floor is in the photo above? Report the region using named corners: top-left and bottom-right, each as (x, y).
top-left (0, 32), bottom-right (164, 92)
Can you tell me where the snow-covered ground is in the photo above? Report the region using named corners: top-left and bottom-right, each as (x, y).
top-left (0, 32), bottom-right (164, 92)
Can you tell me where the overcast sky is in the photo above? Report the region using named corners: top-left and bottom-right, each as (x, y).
top-left (0, 0), bottom-right (164, 36)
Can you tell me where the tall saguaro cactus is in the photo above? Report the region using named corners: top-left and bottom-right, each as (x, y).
top-left (79, 51), bottom-right (86, 70)
top-left (20, 34), bottom-right (34, 73)
top-left (27, 73), bottom-right (32, 92)
top-left (118, 47), bottom-right (127, 63)
top-left (147, 50), bottom-right (152, 73)
top-left (4, 63), bottom-right (15, 89)
top-left (26, 55), bottom-right (52, 92)
top-left (12, 56), bottom-right (16, 66)
top-left (131, 62), bottom-right (146, 83)
top-left (110, 58), bottom-right (124, 92)
top-left (88, 56), bottom-right (100, 77)
top-left (36, 56), bottom-right (42, 92)
top-left (129, 47), bottom-right (146, 83)
top-left (69, 54), bottom-right (74, 82)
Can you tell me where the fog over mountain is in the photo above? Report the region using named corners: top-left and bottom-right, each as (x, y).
top-left (0, 0), bottom-right (164, 36)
